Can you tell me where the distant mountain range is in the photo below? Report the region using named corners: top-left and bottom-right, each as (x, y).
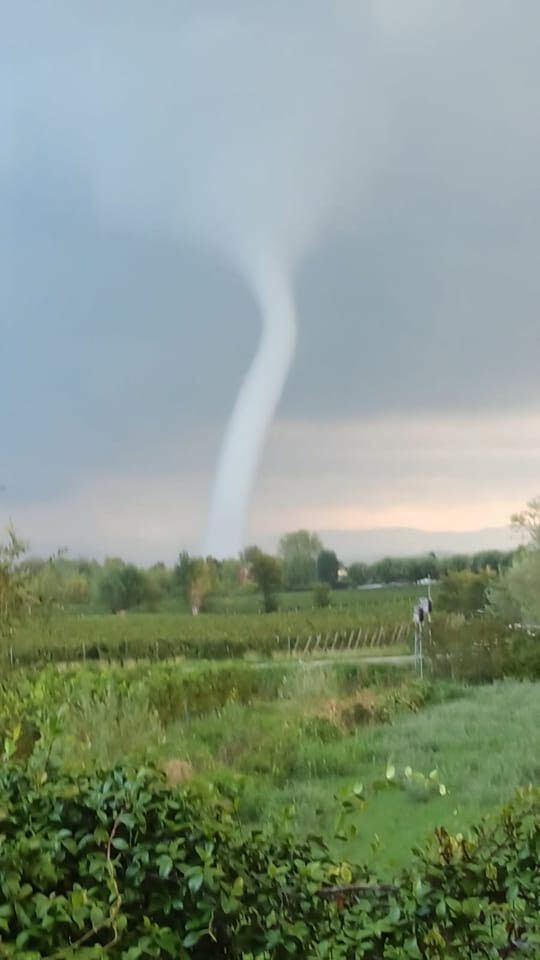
top-left (267, 526), bottom-right (518, 564)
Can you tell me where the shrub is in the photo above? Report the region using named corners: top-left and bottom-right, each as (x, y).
top-left (0, 763), bottom-right (538, 957)
top-left (437, 570), bottom-right (495, 616)
top-left (314, 583), bottom-right (331, 608)
top-left (428, 618), bottom-right (540, 683)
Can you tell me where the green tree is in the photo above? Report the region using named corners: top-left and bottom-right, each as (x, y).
top-left (489, 497), bottom-right (540, 624)
top-left (471, 549), bottom-right (514, 572)
top-left (0, 527), bottom-right (34, 642)
top-left (442, 553), bottom-right (471, 574)
top-left (187, 558), bottom-right (215, 615)
top-left (173, 551), bottom-right (192, 594)
top-left (144, 563), bottom-right (173, 611)
top-left (348, 561), bottom-right (369, 586)
top-left (173, 553), bottom-right (216, 614)
top-left (216, 558), bottom-right (243, 593)
top-left (316, 549), bottom-right (339, 587)
top-left (511, 496), bottom-right (540, 547)
top-left (279, 530), bottom-right (322, 590)
top-left (250, 549), bottom-right (282, 612)
top-left (370, 556), bottom-right (405, 584)
top-left (438, 569), bottom-right (494, 615)
top-left (97, 563), bottom-right (148, 613)
top-left (498, 550), bottom-right (540, 623)
top-left (313, 582), bottom-right (331, 608)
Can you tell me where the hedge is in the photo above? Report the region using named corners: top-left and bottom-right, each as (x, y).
top-left (0, 763), bottom-right (538, 958)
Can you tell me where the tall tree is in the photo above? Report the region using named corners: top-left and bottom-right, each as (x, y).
top-left (489, 496), bottom-right (540, 623)
top-left (278, 530), bottom-right (322, 590)
top-left (98, 563), bottom-right (149, 613)
top-left (249, 549), bottom-right (282, 613)
top-left (174, 552), bottom-right (216, 614)
top-left (316, 549), bottom-right (339, 587)
top-left (511, 497), bottom-right (540, 548)
top-left (0, 527), bottom-right (34, 643)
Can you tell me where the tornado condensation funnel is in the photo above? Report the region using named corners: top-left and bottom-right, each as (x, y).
top-left (204, 263), bottom-right (297, 558)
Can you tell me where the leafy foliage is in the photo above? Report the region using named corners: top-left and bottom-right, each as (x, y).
top-left (0, 528), bottom-right (34, 644)
top-left (279, 530), bottom-right (322, 591)
top-left (511, 496), bottom-right (540, 548)
top-left (489, 550), bottom-right (540, 626)
top-left (317, 551), bottom-right (340, 589)
top-left (0, 760), bottom-right (537, 958)
top-left (314, 583), bottom-right (331, 608)
top-left (428, 619), bottom-right (540, 683)
top-left (98, 562), bottom-right (150, 614)
top-left (437, 570), bottom-right (495, 616)
top-left (249, 551), bottom-right (283, 613)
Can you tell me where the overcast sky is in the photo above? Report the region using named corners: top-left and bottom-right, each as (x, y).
top-left (2, 1), bottom-right (539, 562)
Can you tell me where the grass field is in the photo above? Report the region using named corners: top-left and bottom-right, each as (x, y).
top-left (3, 652), bottom-right (537, 878)
top-left (160, 677), bottom-right (539, 874)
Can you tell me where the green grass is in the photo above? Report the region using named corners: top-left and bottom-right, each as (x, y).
top-left (3, 644), bottom-right (536, 879)
top-left (161, 679), bottom-right (540, 874)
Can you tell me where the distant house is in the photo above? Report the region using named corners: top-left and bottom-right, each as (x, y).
top-left (337, 565), bottom-right (348, 582)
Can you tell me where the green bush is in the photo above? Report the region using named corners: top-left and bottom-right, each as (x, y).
top-left (429, 619), bottom-right (540, 683)
top-left (313, 584), bottom-right (331, 609)
top-left (0, 762), bottom-right (537, 957)
top-left (437, 570), bottom-right (494, 616)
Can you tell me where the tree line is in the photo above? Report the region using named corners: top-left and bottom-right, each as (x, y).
top-left (0, 518), bottom-right (523, 620)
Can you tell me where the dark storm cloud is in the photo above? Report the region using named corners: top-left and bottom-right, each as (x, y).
top-left (1, 0), bottom-right (539, 520)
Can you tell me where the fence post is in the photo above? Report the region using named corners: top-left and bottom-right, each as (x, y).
top-left (9, 646), bottom-right (13, 668)
top-left (304, 635), bottom-right (312, 656)
top-left (332, 631), bottom-right (339, 652)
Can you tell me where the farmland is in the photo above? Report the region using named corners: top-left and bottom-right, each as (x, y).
top-left (8, 585), bottom-right (419, 666)
top-left (1, 580), bottom-right (539, 956)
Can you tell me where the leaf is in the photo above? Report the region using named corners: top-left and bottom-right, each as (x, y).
top-left (157, 854), bottom-right (173, 879)
top-left (188, 870), bottom-right (204, 894)
top-left (231, 876), bottom-right (244, 897)
top-left (112, 837), bottom-right (129, 851)
top-left (91, 905), bottom-right (105, 929)
top-left (182, 929), bottom-right (206, 948)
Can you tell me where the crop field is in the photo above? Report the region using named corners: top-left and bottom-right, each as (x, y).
top-left (203, 584), bottom-right (424, 615)
top-left (8, 593), bottom-right (419, 667)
